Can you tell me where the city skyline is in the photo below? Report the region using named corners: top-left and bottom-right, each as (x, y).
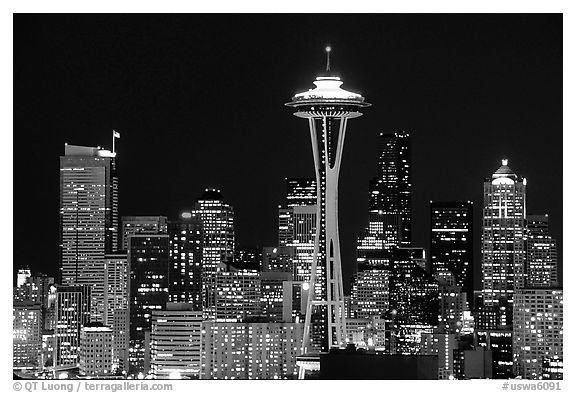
top-left (13, 13), bottom-right (563, 381)
top-left (14, 15), bottom-right (563, 291)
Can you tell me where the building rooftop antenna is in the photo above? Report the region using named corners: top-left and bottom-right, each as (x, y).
top-left (325, 46), bottom-right (331, 72)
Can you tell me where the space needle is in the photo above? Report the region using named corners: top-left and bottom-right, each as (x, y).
top-left (286, 46), bottom-right (370, 377)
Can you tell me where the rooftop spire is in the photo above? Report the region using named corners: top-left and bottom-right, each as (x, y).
top-left (325, 45), bottom-right (331, 72)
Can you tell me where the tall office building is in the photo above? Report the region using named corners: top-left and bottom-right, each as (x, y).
top-left (150, 303), bottom-right (203, 379)
top-left (128, 234), bottom-right (170, 374)
top-left (168, 213), bottom-right (203, 308)
top-left (79, 323), bottom-right (114, 377)
top-left (286, 50), bottom-right (370, 356)
top-left (201, 321), bottom-right (304, 379)
top-left (481, 159), bottom-right (526, 328)
top-left (525, 215), bottom-right (558, 287)
top-left (436, 272), bottom-right (469, 334)
top-left (513, 288), bottom-right (563, 379)
top-left (104, 253), bottom-right (129, 372)
top-left (278, 178), bottom-right (317, 282)
top-left (121, 216), bottom-right (167, 251)
top-left (357, 131), bottom-right (412, 269)
top-left (17, 267), bottom-right (31, 287)
top-left (430, 201), bottom-right (474, 300)
top-left (192, 188), bottom-right (234, 320)
top-left (421, 331), bottom-right (458, 380)
top-left (389, 247), bottom-right (438, 326)
top-left (476, 330), bottom-right (514, 378)
top-left (53, 285), bottom-right (92, 369)
top-left (60, 144), bottom-right (119, 322)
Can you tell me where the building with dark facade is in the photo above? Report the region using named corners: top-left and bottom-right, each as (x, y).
top-left (430, 201), bottom-right (474, 300)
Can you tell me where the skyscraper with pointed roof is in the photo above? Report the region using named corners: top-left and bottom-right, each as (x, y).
top-left (481, 159), bottom-right (526, 329)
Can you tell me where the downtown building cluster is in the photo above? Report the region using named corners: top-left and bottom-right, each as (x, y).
top-left (13, 76), bottom-right (562, 382)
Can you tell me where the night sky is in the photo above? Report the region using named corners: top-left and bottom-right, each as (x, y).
top-left (14, 14), bottom-right (562, 291)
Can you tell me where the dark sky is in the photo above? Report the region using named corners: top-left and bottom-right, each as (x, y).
top-left (14, 14), bottom-right (562, 292)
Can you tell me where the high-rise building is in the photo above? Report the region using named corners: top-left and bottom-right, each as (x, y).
top-left (128, 234), bottom-right (170, 374)
top-left (79, 323), bottom-right (114, 377)
top-left (168, 213), bottom-right (203, 308)
top-left (357, 131), bottom-right (412, 270)
top-left (282, 281), bottom-right (309, 323)
top-left (481, 159), bottom-right (526, 328)
top-left (512, 288), bottom-right (563, 379)
top-left (286, 49), bottom-right (370, 356)
top-left (389, 247), bottom-right (438, 326)
top-left (17, 267), bottom-right (31, 287)
top-left (525, 215), bottom-right (558, 287)
top-left (150, 303), bottom-right (203, 379)
top-left (192, 189), bottom-right (234, 320)
top-left (104, 253), bottom-right (129, 372)
top-left (201, 321), bottom-right (304, 379)
top-left (60, 144), bottom-right (119, 322)
top-left (436, 272), bottom-right (469, 334)
top-left (53, 285), bottom-right (92, 369)
top-left (430, 201), bottom-right (474, 300)
top-left (13, 302), bottom-right (42, 370)
top-left (214, 270), bottom-right (261, 322)
top-left (121, 216), bottom-right (167, 251)
top-left (278, 178), bottom-right (317, 282)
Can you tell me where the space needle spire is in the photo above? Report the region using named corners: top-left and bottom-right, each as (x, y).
top-left (286, 47), bottom-right (370, 378)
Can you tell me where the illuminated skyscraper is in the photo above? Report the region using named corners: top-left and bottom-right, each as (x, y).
top-left (357, 131), bottom-right (412, 269)
top-left (286, 47), bottom-right (370, 357)
top-left (59, 144), bottom-right (119, 322)
top-left (525, 215), bottom-right (558, 287)
top-left (168, 213), bottom-right (203, 308)
top-left (128, 234), bottom-right (170, 374)
top-left (53, 285), bottom-right (92, 369)
top-left (192, 188), bottom-right (234, 320)
top-left (481, 159), bottom-right (526, 328)
top-left (214, 270), bottom-right (261, 322)
top-left (278, 178), bottom-right (317, 282)
top-left (430, 201), bottom-right (474, 300)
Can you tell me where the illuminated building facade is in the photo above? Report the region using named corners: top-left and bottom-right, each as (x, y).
top-left (262, 246), bottom-right (294, 274)
top-left (282, 281), bottom-right (309, 323)
top-left (261, 271), bottom-right (293, 322)
top-left (79, 323), bottom-right (114, 377)
top-left (476, 330), bottom-right (514, 378)
top-left (512, 288), bottom-right (563, 379)
top-left (201, 321), bottom-right (303, 379)
top-left (214, 270), bottom-right (261, 322)
top-left (128, 234), bottom-right (170, 374)
top-left (430, 201), bottom-right (474, 300)
top-left (192, 188), bottom-right (235, 320)
top-left (60, 144), bottom-right (119, 323)
top-left (13, 302), bottom-right (42, 369)
top-left (121, 216), bottom-right (167, 251)
top-left (481, 159), bottom-right (526, 328)
top-left (421, 331), bottom-right (458, 379)
top-left (350, 269), bottom-right (389, 319)
top-left (357, 131), bottom-right (412, 270)
top-left (150, 303), bottom-right (203, 379)
top-left (168, 213), bottom-right (203, 308)
top-left (389, 247), bottom-right (438, 326)
top-left (53, 285), bottom-right (92, 369)
top-left (436, 272), bottom-right (469, 334)
top-left (104, 253), bottom-right (129, 372)
top-left (286, 49), bottom-right (370, 355)
top-left (525, 215), bottom-right (558, 287)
